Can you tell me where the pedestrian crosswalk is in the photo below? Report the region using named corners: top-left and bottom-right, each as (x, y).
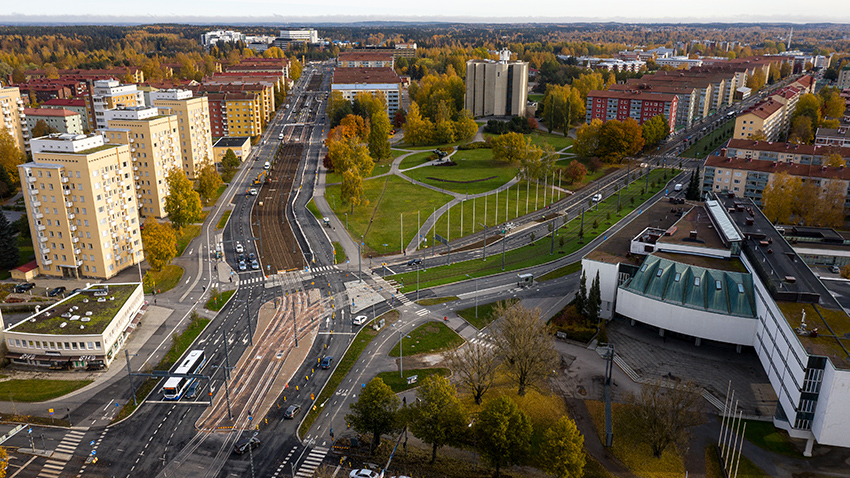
top-left (295, 446), bottom-right (330, 477)
top-left (373, 275), bottom-right (413, 306)
top-left (238, 276), bottom-right (265, 284)
top-left (307, 265), bottom-right (337, 274)
top-left (37, 429), bottom-right (86, 478)
top-left (469, 331), bottom-right (495, 349)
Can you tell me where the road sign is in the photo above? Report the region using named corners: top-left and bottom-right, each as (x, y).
top-left (434, 234), bottom-right (448, 245)
top-left (49, 408), bottom-right (53, 416)
top-left (407, 375), bottom-right (418, 385)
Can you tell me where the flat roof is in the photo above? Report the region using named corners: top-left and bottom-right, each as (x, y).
top-left (584, 200), bottom-right (686, 265)
top-left (587, 89), bottom-right (677, 102)
top-left (705, 199), bottom-right (743, 243)
top-left (706, 155), bottom-right (850, 181)
top-left (338, 51), bottom-right (393, 61)
top-left (332, 67), bottom-right (400, 85)
top-left (8, 284), bottom-right (138, 336)
top-left (657, 205), bottom-right (728, 251)
top-left (727, 138), bottom-right (850, 157)
top-left (214, 136), bottom-right (251, 148)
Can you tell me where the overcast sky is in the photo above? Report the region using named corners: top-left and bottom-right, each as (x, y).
top-left (1, 0), bottom-right (848, 24)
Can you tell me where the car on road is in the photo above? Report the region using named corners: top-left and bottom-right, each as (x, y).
top-left (349, 470), bottom-right (381, 478)
top-left (248, 188), bottom-right (257, 196)
top-left (236, 243), bottom-right (244, 253)
top-left (239, 261), bottom-right (247, 271)
top-left (248, 253), bottom-right (256, 261)
top-left (233, 436), bottom-right (261, 455)
top-left (48, 286), bottom-right (66, 297)
top-left (251, 260), bottom-right (259, 270)
top-left (353, 315), bottom-right (368, 326)
top-left (283, 405), bottom-right (301, 419)
top-left (320, 356), bottom-right (334, 369)
top-left (185, 381), bottom-right (199, 399)
top-left (591, 193), bottom-right (603, 202)
top-left (264, 161), bottom-right (271, 170)
top-left (830, 265), bottom-right (841, 274)
top-left (14, 282), bottom-right (35, 293)
top-left (674, 183), bottom-right (683, 192)
top-left (406, 258), bottom-right (422, 267)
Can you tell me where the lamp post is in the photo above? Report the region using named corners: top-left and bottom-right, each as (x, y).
top-left (235, 299), bottom-right (255, 346)
top-left (358, 235), bottom-right (363, 283)
top-left (479, 222), bottom-right (488, 260)
top-left (466, 274), bottom-right (479, 319)
top-left (124, 350), bottom-right (138, 406)
top-left (391, 324), bottom-right (409, 377)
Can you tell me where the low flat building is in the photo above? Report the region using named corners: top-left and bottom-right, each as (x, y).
top-left (213, 137), bottom-right (252, 163)
top-left (24, 108), bottom-right (83, 135)
top-left (332, 67), bottom-right (401, 118)
top-left (815, 126), bottom-right (850, 148)
top-left (656, 57), bottom-right (704, 69)
top-left (2, 283), bottom-right (144, 369)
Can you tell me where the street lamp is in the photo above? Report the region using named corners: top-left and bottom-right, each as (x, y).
top-left (466, 274), bottom-right (479, 319)
top-left (235, 298), bottom-right (255, 346)
top-left (391, 323), bottom-right (410, 377)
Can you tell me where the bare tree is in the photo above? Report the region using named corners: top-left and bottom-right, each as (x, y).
top-left (491, 302), bottom-right (558, 396)
top-left (624, 380), bottom-right (706, 458)
top-left (443, 342), bottom-right (499, 405)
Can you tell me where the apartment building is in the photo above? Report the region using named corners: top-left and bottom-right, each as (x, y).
top-left (225, 58), bottom-right (289, 84)
top-left (101, 106), bottom-right (180, 218)
top-left (610, 83), bottom-right (697, 129)
top-left (735, 84), bottom-right (806, 141)
top-left (337, 51), bottom-right (394, 69)
top-left (332, 67), bottom-right (402, 118)
top-left (656, 57), bottom-right (703, 69)
top-left (202, 30), bottom-right (245, 48)
top-left (465, 51), bottom-right (529, 118)
top-left (18, 134), bottom-right (143, 280)
top-left (194, 82), bottom-right (273, 126)
top-left (24, 67), bottom-right (144, 84)
top-left (90, 80), bottom-right (145, 131)
top-left (815, 126), bottom-right (850, 148)
top-left (42, 99), bottom-right (90, 131)
top-left (585, 89), bottom-right (678, 133)
top-left (25, 108), bottom-right (83, 135)
top-left (724, 138), bottom-right (850, 164)
top-left (635, 74), bottom-right (714, 121)
top-left (353, 45), bottom-right (417, 60)
top-left (839, 66), bottom-right (850, 90)
top-left (0, 86), bottom-right (27, 152)
top-left (149, 89), bottom-right (214, 177)
top-left (278, 29), bottom-right (318, 44)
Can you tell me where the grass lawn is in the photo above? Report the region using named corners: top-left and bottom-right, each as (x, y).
top-left (554, 159), bottom-right (619, 191)
top-left (538, 261), bottom-right (581, 281)
top-left (299, 310), bottom-right (397, 437)
top-left (176, 224), bottom-right (202, 255)
top-left (388, 321), bottom-right (464, 357)
top-left (705, 444), bottom-right (770, 478)
top-left (205, 289), bottom-right (235, 311)
top-left (528, 93), bottom-right (544, 102)
top-left (586, 400), bottom-right (685, 478)
top-left (307, 199), bottom-right (322, 221)
top-left (326, 175), bottom-right (452, 255)
top-left (457, 298), bottom-right (519, 330)
top-left (201, 184), bottom-right (228, 207)
top-left (416, 296), bottom-right (459, 306)
top-left (0, 379), bottom-right (92, 402)
top-left (144, 264), bottom-right (184, 294)
top-left (484, 130), bottom-right (573, 152)
top-left (326, 153), bottom-right (398, 184)
top-left (404, 148), bottom-right (519, 195)
top-left (398, 151), bottom-right (438, 170)
top-left (376, 368), bottom-right (450, 393)
top-left (196, 210), bottom-right (211, 224)
top-left (393, 168), bottom-right (676, 290)
top-left (742, 419), bottom-right (803, 457)
top-left (332, 241), bottom-right (346, 264)
top-left (427, 178), bottom-right (564, 243)
top-left (681, 118), bottom-right (736, 159)
top-left (391, 149), bottom-right (408, 159)
top-left (216, 210), bottom-right (232, 229)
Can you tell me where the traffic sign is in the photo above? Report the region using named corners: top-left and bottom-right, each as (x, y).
top-left (49, 408), bottom-right (54, 416)
top-left (434, 234), bottom-right (448, 245)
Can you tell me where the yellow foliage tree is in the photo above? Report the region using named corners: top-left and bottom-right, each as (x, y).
top-left (761, 172), bottom-right (800, 224)
top-left (141, 219), bottom-right (177, 271)
top-left (819, 180), bottom-right (847, 228)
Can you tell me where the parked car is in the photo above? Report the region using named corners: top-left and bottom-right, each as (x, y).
top-left (349, 470), bottom-right (381, 478)
top-left (238, 254), bottom-right (245, 263)
top-left (48, 286), bottom-right (66, 297)
top-left (320, 356), bottom-right (334, 369)
top-left (14, 282), bottom-right (35, 293)
top-left (248, 253), bottom-right (256, 261)
top-left (283, 404), bottom-right (301, 419)
top-left (233, 436), bottom-right (261, 455)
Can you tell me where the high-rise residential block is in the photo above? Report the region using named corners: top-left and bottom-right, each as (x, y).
top-left (150, 89), bottom-right (213, 178)
top-left (1, 86), bottom-right (27, 152)
top-left (465, 50), bottom-right (529, 118)
top-left (90, 80), bottom-right (145, 131)
top-left (18, 134), bottom-right (143, 280)
top-left (101, 106), bottom-right (181, 218)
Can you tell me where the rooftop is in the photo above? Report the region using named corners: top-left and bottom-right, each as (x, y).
top-left (338, 51), bottom-right (393, 62)
top-left (585, 200), bottom-right (687, 265)
top-left (41, 99), bottom-right (86, 108)
top-left (23, 108), bottom-right (78, 118)
top-left (7, 284), bottom-right (138, 336)
top-left (726, 138), bottom-right (850, 157)
top-left (332, 67), bottom-right (401, 85)
top-left (741, 99), bottom-right (784, 119)
top-left (705, 155), bottom-right (850, 181)
top-left (214, 136), bottom-right (251, 148)
top-left (587, 89), bottom-right (677, 102)
top-left (657, 205), bottom-right (729, 251)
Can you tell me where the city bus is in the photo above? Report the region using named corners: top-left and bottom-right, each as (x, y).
top-left (162, 350), bottom-right (206, 400)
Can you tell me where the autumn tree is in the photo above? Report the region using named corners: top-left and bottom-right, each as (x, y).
top-left (491, 302), bottom-right (558, 396)
top-left (540, 416), bottom-right (586, 478)
top-left (475, 396), bottom-right (532, 478)
top-left (789, 116), bottom-right (814, 144)
top-left (574, 119), bottom-right (602, 158)
top-left (164, 168), bottom-right (202, 230)
top-left (597, 118), bottom-right (644, 162)
top-left (368, 107), bottom-right (393, 160)
top-left (341, 168), bottom-right (364, 211)
top-left (491, 132), bottom-right (529, 164)
top-left (141, 219), bottom-right (177, 271)
top-left (31, 119), bottom-right (58, 138)
top-left (624, 380), bottom-right (705, 458)
top-left (794, 94), bottom-right (822, 130)
top-left (0, 126), bottom-right (26, 183)
top-left (641, 114), bottom-right (669, 148)
top-left (820, 180), bottom-right (847, 228)
top-left (196, 163), bottom-right (223, 203)
top-left (402, 102), bottom-right (433, 146)
top-left (346, 377), bottom-right (400, 455)
top-left (327, 91), bottom-right (353, 127)
top-left (750, 130), bottom-right (768, 141)
top-left (824, 153), bottom-right (845, 168)
top-left (407, 375), bottom-right (468, 464)
top-left (443, 343), bottom-right (499, 405)
top-left (0, 446), bottom-right (7, 478)
top-left (820, 87), bottom-right (846, 119)
top-left (795, 180), bottom-right (821, 226)
top-left (761, 172), bottom-right (800, 224)
top-left (221, 149), bottom-right (240, 172)
top-left (455, 109), bottom-right (479, 141)
top-left (746, 69), bottom-right (766, 92)
top-left (564, 160), bottom-right (587, 184)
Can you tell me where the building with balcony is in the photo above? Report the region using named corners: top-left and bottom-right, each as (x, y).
top-left (2, 283), bottom-right (144, 370)
top-left (337, 51), bottom-right (394, 69)
top-left (24, 108), bottom-right (84, 135)
top-left (90, 80), bottom-right (145, 131)
top-left (465, 50), bottom-right (529, 118)
top-left (17, 133), bottom-right (143, 280)
top-left (42, 99), bottom-right (91, 131)
top-left (332, 67), bottom-right (401, 118)
top-left (0, 86), bottom-right (27, 152)
top-left (101, 106), bottom-right (181, 218)
top-left (149, 89), bottom-right (213, 178)
top-left (585, 89), bottom-right (678, 133)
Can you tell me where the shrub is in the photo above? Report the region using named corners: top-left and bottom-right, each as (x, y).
top-left (457, 141), bottom-right (491, 150)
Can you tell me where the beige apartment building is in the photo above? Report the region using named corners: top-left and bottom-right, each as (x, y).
top-left (465, 50), bottom-right (529, 118)
top-left (90, 80), bottom-right (145, 131)
top-left (101, 106), bottom-right (181, 218)
top-left (149, 89), bottom-right (213, 178)
top-left (18, 134), bottom-right (143, 280)
top-left (1, 86), bottom-right (27, 152)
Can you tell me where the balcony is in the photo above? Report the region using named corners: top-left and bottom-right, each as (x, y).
top-left (133, 166), bottom-right (139, 171)
top-left (72, 237), bottom-right (79, 244)
top-left (63, 189), bottom-right (70, 195)
top-left (67, 213), bottom-right (75, 220)
top-left (74, 248), bottom-right (81, 255)
top-left (76, 260), bottom-right (83, 267)
top-left (134, 176), bottom-right (139, 181)
top-left (69, 225), bottom-right (77, 232)
top-left (112, 232), bottom-right (119, 239)
top-left (38, 236), bottom-right (48, 243)
top-left (137, 193), bottom-right (142, 199)
top-left (36, 224), bottom-right (46, 231)
top-left (42, 259), bottom-right (52, 266)
top-left (32, 201), bottom-right (41, 207)
top-left (27, 176), bottom-right (36, 183)
top-left (129, 138), bottom-right (134, 143)
top-left (135, 184), bottom-right (141, 190)
top-left (113, 243), bottom-right (120, 250)
top-left (30, 189), bottom-right (39, 195)
top-left (65, 201), bottom-right (73, 208)
top-left (40, 247), bottom-right (49, 254)
top-left (35, 212), bottom-right (43, 219)
top-left (61, 177), bottom-right (69, 183)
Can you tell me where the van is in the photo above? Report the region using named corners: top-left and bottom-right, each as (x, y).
top-left (353, 315), bottom-right (368, 326)
top-left (674, 183), bottom-right (683, 192)
top-left (264, 162), bottom-right (270, 170)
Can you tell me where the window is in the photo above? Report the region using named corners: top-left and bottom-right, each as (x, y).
top-left (640, 264), bottom-right (648, 272)
top-left (694, 277), bottom-right (701, 286)
top-left (674, 273), bottom-right (681, 282)
top-left (656, 269), bottom-right (663, 277)
top-left (715, 280), bottom-right (722, 290)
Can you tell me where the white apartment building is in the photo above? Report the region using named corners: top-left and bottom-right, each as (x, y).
top-left (90, 80), bottom-right (145, 131)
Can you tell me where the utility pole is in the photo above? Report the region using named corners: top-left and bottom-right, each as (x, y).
top-left (125, 349), bottom-right (137, 406)
top-left (222, 329), bottom-right (232, 380)
top-left (502, 227), bottom-right (507, 271)
top-left (480, 223), bottom-right (488, 260)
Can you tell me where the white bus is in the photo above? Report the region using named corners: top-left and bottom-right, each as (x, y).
top-left (162, 350), bottom-right (206, 400)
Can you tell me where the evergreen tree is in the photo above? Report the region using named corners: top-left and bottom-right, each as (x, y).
top-left (576, 271), bottom-right (588, 320)
top-left (588, 271), bottom-right (602, 325)
top-left (0, 212), bottom-right (19, 269)
top-left (685, 167), bottom-right (702, 201)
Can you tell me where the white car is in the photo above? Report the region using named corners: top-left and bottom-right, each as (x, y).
top-left (235, 243), bottom-right (244, 253)
top-left (249, 188), bottom-right (258, 196)
top-left (591, 193), bottom-right (603, 202)
top-left (352, 315), bottom-right (368, 326)
top-left (349, 470), bottom-right (381, 478)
